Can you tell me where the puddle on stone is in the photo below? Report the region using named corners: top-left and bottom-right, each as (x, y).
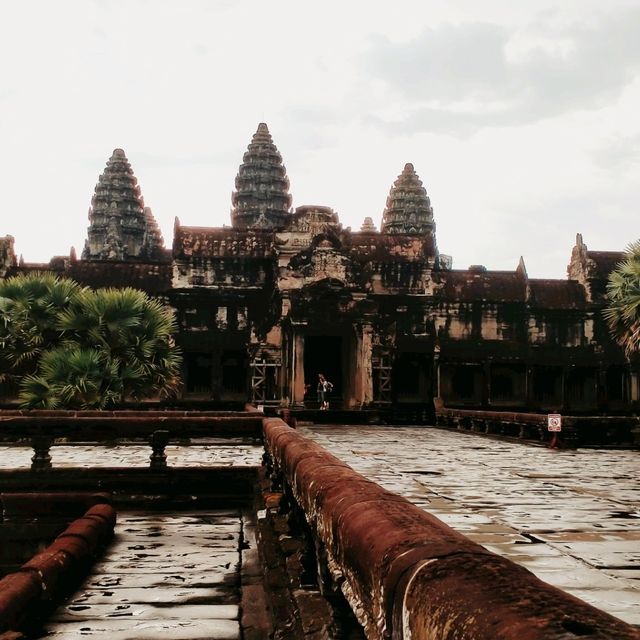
top-left (609, 511), bottom-right (639, 519)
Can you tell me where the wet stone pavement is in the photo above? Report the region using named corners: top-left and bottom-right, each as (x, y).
top-left (302, 424), bottom-right (640, 626)
top-left (38, 510), bottom-right (249, 639)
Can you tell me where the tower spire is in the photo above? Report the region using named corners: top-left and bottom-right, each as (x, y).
top-left (380, 163), bottom-right (435, 236)
top-left (143, 206), bottom-right (164, 256)
top-left (82, 149), bottom-right (164, 261)
top-left (231, 123), bottom-right (292, 230)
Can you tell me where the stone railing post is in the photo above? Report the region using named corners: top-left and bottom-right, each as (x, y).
top-left (149, 430), bottom-right (170, 469)
top-left (31, 435), bottom-right (53, 471)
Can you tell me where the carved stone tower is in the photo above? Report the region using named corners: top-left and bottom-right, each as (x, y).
top-left (380, 163), bottom-right (435, 235)
top-left (83, 149), bottom-right (164, 261)
top-left (231, 123), bottom-right (292, 230)
top-left (0, 235), bottom-right (17, 278)
top-left (143, 207), bottom-right (165, 257)
top-left (360, 217), bottom-right (377, 233)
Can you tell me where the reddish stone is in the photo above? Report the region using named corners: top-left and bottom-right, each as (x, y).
top-left (0, 572), bottom-right (41, 631)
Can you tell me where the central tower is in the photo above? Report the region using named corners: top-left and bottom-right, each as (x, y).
top-left (380, 163), bottom-right (435, 236)
top-left (231, 123), bottom-right (292, 230)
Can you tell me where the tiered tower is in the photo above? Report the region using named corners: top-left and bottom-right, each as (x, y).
top-left (143, 207), bottom-right (165, 256)
top-left (360, 217), bottom-right (377, 232)
top-left (231, 123), bottom-right (292, 230)
top-left (83, 149), bottom-right (164, 261)
top-left (0, 235), bottom-right (16, 278)
top-left (380, 163), bottom-right (435, 235)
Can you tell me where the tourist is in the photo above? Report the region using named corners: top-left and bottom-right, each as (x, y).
top-left (317, 373), bottom-right (333, 410)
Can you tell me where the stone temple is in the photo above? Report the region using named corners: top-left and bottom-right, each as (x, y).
top-left (1, 123), bottom-right (638, 415)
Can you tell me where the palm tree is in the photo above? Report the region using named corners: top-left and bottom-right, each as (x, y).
top-left (604, 240), bottom-right (640, 358)
top-left (0, 273), bottom-right (182, 408)
top-left (0, 272), bottom-right (85, 382)
top-left (19, 346), bottom-right (122, 409)
top-left (55, 287), bottom-right (182, 404)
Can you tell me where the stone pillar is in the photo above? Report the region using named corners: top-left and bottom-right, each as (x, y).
top-left (597, 365), bottom-right (606, 411)
top-left (630, 371), bottom-right (639, 402)
top-left (351, 323), bottom-right (374, 408)
top-left (482, 361), bottom-right (491, 408)
top-left (525, 365), bottom-right (533, 410)
top-left (291, 327), bottom-right (306, 407)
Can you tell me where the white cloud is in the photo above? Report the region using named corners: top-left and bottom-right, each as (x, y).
top-left (362, 7), bottom-right (640, 134)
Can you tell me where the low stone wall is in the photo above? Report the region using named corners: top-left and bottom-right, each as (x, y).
top-left (0, 409), bottom-right (264, 473)
top-left (263, 417), bottom-right (640, 640)
top-left (0, 497), bottom-right (116, 634)
top-left (436, 407), bottom-right (640, 448)
top-left (0, 409), bottom-right (264, 441)
top-left (0, 493), bottom-right (112, 576)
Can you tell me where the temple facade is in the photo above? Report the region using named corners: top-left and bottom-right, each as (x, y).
top-left (2, 124), bottom-right (638, 414)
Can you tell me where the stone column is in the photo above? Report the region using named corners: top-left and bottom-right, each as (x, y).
top-left (597, 365), bottom-right (606, 411)
top-left (630, 370), bottom-right (639, 402)
top-left (350, 323), bottom-right (373, 408)
top-left (432, 349), bottom-right (441, 402)
top-left (482, 361), bottom-right (491, 408)
top-left (291, 326), bottom-right (306, 407)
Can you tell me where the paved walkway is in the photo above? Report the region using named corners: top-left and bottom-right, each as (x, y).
top-left (38, 510), bottom-right (249, 639)
top-left (302, 425), bottom-right (640, 626)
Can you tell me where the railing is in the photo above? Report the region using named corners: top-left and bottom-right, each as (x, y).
top-left (436, 407), bottom-right (640, 447)
top-left (263, 417), bottom-right (640, 640)
top-left (0, 495), bottom-right (116, 634)
top-left (0, 410), bottom-right (264, 471)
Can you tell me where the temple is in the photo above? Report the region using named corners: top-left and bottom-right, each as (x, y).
top-left (2, 123), bottom-right (638, 414)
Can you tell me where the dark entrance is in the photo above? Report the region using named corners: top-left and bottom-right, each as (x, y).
top-left (185, 352), bottom-right (213, 395)
top-left (394, 352), bottom-right (433, 403)
top-left (221, 349), bottom-right (247, 399)
top-left (304, 336), bottom-right (343, 407)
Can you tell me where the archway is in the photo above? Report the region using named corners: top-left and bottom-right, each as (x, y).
top-left (304, 336), bottom-right (343, 407)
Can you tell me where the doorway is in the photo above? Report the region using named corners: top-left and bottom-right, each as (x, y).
top-left (221, 349), bottom-right (247, 400)
top-left (394, 352), bottom-right (433, 403)
top-left (185, 352), bottom-right (213, 395)
top-left (304, 336), bottom-right (343, 406)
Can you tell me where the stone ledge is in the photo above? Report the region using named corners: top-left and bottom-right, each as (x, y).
top-left (0, 499), bottom-right (116, 634)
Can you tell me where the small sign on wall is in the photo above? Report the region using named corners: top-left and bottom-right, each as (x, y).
top-left (547, 414), bottom-right (562, 432)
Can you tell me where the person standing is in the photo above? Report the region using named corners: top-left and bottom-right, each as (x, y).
top-left (317, 373), bottom-right (333, 410)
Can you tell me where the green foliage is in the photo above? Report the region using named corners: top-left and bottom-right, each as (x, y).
top-left (0, 273), bottom-right (182, 408)
top-left (604, 240), bottom-right (640, 358)
top-left (0, 272), bottom-right (86, 381)
top-left (19, 347), bottom-right (121, 409)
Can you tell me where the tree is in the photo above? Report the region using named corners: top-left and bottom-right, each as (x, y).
top-left (604, 240), bottom-right (640, 358)
top-left (0, 273), bottom-right (182, 408)
top-left (0, 272), bottom-right (86, 383)
top-left (18, 346), bottom-right (122, 409)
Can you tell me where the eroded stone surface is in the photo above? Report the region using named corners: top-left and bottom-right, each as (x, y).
top-left (302, 425), bottom-right (640, 625)
top-left (37, 510), bottom-right (245, 639)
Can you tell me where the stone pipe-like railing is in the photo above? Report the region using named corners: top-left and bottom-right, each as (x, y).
top-left (0, 498), bottom-right (116, 634)
top-left (262, 418), bottom-right (640, 640)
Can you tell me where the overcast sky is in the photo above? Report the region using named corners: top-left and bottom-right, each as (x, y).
top-left (1, 0), bottom-right (639, 277)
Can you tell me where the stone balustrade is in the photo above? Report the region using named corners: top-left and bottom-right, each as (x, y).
top-left (263, 417), bottom-right (640, 640)
top-left (0, 495), bottom-right (116, 635)
top-left (436, 407), bottom-right (640, 448)
top-left (0, 410), bottom-right (264, 472)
